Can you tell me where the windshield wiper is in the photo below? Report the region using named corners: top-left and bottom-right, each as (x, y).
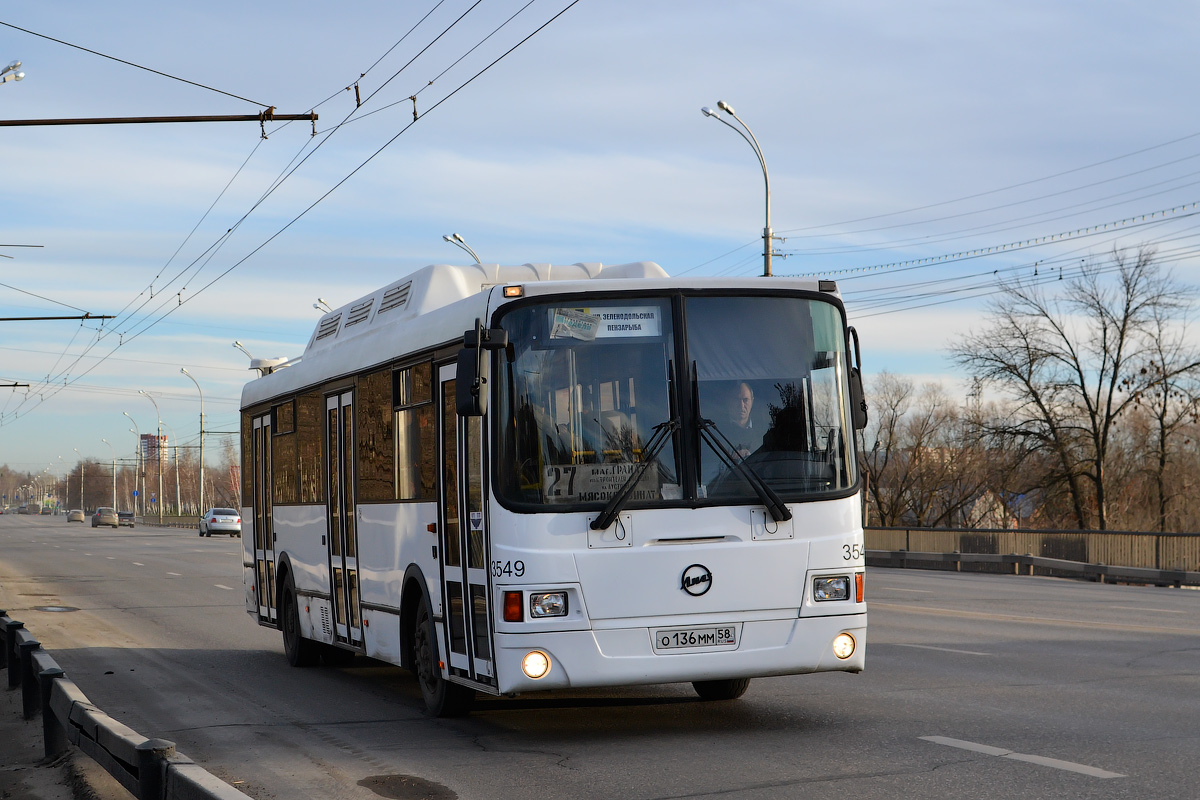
top-left (697, 418), bottom-right (793, 523)
top-left (589, 418), bottom-right (679, 531)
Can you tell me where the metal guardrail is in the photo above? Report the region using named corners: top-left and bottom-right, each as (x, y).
top-left (2, 611), bottom-right (247, 800)
top-left (867, 549), bottom-right (1200, 587)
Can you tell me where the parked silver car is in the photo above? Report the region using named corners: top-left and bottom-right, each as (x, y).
top-left (91, 507), bottom-right (119, 528)
top-left (199, 508), bottom-right (241, 537)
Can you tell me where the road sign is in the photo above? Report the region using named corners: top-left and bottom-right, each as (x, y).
top-left (132, 490), bottom-right (139, 497)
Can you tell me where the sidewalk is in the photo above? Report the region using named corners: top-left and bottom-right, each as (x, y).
top-left (0, 684), bottom-right (128, 800)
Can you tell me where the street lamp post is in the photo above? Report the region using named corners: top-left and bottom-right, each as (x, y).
top-left (701, 100), bottom-right (779, 277)
top-left (73, 448), bottom-right (84, 511)
top-left (100, 439), bottom-right (117, 509)
top-left (124, 413), bottom-right (142, 516)
top-left (180, 368), bottom-right (206, 517)
top-left (138, 390), bottom-right (165, 524)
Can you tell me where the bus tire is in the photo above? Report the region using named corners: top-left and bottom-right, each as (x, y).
top-left (281, 574), bottom-right (320, 667)
top-left (692, 678), bottom-right (751, 701)
top-left (413, 595), bottom-right (474, 717)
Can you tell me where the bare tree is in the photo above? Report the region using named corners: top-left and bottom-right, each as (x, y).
top-left (951, 248), bottom-right (1199, 530)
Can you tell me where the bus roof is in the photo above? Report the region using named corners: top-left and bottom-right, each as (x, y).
top-left (239, 260), bottom-right (836, 410)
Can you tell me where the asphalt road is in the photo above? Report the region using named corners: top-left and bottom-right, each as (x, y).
top-left (1, 513), bottom-right (1197, 800)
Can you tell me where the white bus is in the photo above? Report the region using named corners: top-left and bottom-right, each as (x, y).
top-left (240, 260), bottom-right (868, 716)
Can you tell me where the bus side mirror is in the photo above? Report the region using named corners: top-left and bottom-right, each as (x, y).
top-left (457, 319), bottom-right (510, 417)
top-left (848, 326), bottom-right (868, 430)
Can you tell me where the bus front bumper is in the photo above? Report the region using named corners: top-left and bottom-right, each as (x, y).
top-left (492, 613), bottom-right (866, 695)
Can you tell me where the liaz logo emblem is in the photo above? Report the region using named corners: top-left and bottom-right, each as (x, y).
top-left (680, 564), bottom-right (712, 596)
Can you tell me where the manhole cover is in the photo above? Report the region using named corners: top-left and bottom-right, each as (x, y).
top-left (358, 775), bottom-right (456, 800)
top-left (34, 606), bottom-right (79, 613)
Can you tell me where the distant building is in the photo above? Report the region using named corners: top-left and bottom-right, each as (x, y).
top-left (140, 434), bottom-right (168, 466)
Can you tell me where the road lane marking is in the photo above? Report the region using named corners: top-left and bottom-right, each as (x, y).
top-left (881, 587), bottom-right (934, 593)
top-left (921, 736), bottom-right (1126, 779)
top-left (214, 584), bottom-right (234, 591)
top-left (871, 601), bottom-right (1198, 636)
top-left (894, 643), bottom-right (991, 656)
top-left (1108, 605), bottom-right (1186, 614)
top-left (132, 562), bottom-right (144, 566)
top-left (167, 572), bottom-right (181, 576)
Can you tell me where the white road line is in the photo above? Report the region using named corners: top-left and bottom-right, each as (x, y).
top-left (1108, 605), bottom-right (1186, 614)
top-left (882, 587), bottom-right (934, 593)
top-left (132, 562), bottom-right (144, 567)
top-left (921, 736), bottom-right (1126, 779)
top-left (894, 643), bottom-right (991, 656)
top-left (167, 572), bottom-right (181, 577)
top-left (106, 557), bottom-right (115, 560)
top-left (214, 584), bottom-right (234, 591)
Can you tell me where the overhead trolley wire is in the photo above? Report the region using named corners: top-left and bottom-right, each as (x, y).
top-left (0, 20), bottom-right (273, 108)
top-left (3, 0), bottom-right (585, 426)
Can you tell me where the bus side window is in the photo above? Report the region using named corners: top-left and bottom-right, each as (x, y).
top-left (395, 362), bottom-right (437, 500)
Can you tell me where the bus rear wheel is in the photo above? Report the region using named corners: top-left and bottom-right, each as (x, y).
top-left (281, 574), bottom-right (320, 667)
top-left (692, 678), bottom-right (751, 701)
top-left (413, 595), bottom-right (474, 717)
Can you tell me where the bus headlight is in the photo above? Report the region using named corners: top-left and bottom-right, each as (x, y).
top-left (813, 576), bottom-right (850, 601)
top-left (529, 591), bottom-right (568, 618)
top-left (522, 650), bottom-right (551, 679)
top-left (832, 633), bottom-right (856, 659)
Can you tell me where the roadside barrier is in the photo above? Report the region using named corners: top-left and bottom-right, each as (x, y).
top-left (867, 548), bottom-right (1200, 587)
top-left (1, 611), bottom-right (247, 800)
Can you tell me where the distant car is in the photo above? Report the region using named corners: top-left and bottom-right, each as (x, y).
top-left (200, 508), bottom-right (241, 537)
top-left (91, 507), bottom-right (119, 528)
top-left (67, 509), bottom-right (85, 523)
top-left (40, 506), bottom-right (52, 515)
top-left (118, 511), bottom-right (135, 528)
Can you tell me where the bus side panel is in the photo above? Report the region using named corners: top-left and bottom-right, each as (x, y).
top-left (357, 501), bottom-right (441, 660)
top-left (274, 504), bottom-right (330, 596)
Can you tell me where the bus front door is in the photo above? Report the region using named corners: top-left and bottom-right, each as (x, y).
top-left (252, 413), bottom-right (276, 625)
top-left (326, 390), bottom-right (362, 647)
top-left (437, 364), bottom-right (496, 690)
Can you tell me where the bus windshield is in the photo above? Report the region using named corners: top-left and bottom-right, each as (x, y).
top-left (496, 294), bottom-right (855, 509)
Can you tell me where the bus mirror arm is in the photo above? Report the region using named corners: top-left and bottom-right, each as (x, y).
top-left (457, 320), bottom-right (511, 416)
top-left (848, 326), bottom-right (868, 430)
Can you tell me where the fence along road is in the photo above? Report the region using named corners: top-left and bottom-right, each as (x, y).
top-left (1, 514), bottom-right (1199, 799)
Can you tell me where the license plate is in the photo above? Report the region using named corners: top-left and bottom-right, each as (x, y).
top-left (653, 625), bottom-right (738, 651)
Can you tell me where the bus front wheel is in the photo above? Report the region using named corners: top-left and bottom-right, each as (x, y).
top-left (281, 574), bottom-right (320, 667)
top-left (692, 678), bottom-right (751, 701)
top-left (413, 595), bottom-right (474, 717)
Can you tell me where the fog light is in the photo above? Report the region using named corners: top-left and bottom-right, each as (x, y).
top-left (530, 591), bottom-right (568, 618)
top-left (832, 632), bottom-right (856, 659)
top-left (814, 576), bottom-right (850, 601)
top-left (522, 650), bottom-right (551, 679)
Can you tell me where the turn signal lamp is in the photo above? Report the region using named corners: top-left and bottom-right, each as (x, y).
top-left (522, 650), bottom-right (551, 679)
top-left (503, 591), bottom-right (523, 622)
top-left (855, 572), bottom-right (865, 603)
top-left (832, 633), bottom-right (856, 660)
top-left (503, 285), bottom-right (524, 298)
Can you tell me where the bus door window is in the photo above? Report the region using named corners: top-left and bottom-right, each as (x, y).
top-left (326, 391), bottom-right (361, 645)
top-left (438, 364), bottom-right (495, 685)
top-left (251, 413), bottom-right (276, 624)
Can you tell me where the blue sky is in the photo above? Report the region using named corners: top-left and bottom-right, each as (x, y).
top-left (2, 0), bottom-right (1200, 471)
